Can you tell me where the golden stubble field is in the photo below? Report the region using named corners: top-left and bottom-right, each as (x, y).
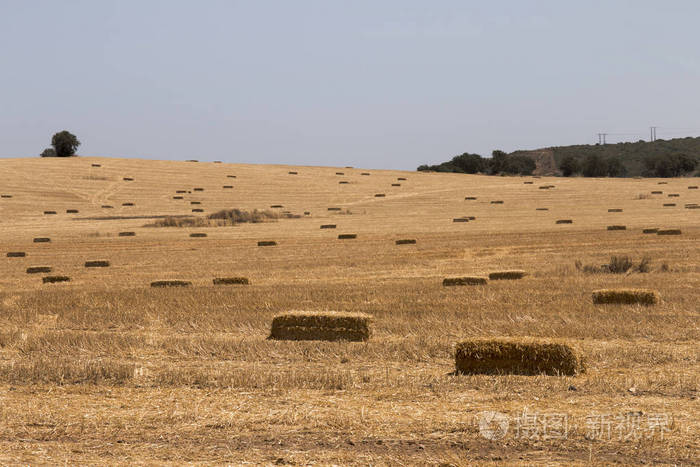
top-left (0, 156), bottom-right (698, 465)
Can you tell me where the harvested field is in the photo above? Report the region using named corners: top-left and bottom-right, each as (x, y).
top-left (0, 157), bottom-right (697, 465)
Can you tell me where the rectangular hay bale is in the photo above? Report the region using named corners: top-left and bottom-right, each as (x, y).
top-left (488, 270), bottom-right (527, 280)
top-left (213, 277), bottom-right (250, 285)
top-left (269, 311), bottom-right (372, 342)
top-left (592, 288), bottom-right (659, 305)
top-left (443, 276), bottom-right (488, 286)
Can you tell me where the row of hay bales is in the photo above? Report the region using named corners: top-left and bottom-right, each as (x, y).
top-left (151, 277), bottom-right (250, 287)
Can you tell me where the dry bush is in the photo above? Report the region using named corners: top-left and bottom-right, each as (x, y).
top-left (84, 260), bottom-right (110, 268)
top-left (489, 270), bottom-right (527, 280)
top-left (150, 280), bottom-right (191, 288)
top-left (455, 338), bottom-right (585, 376)
top-left (443, 276), bottom-right (488, 286)
top-left (575, 255), bottom-right (651, 274)
top-left (269, 311), bottom-right (372, 342)
top-left (592, 288), bottom-right (659, 305)
top-left (208, 208), bottom-right (281, 223)
top-left (42, 276), bottom-right (70, 284)
top-left (212, 277), bottom-right (249, 285)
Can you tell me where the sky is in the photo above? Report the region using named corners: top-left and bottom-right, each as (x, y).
top-left (2, 0), bottom-right (700, 169)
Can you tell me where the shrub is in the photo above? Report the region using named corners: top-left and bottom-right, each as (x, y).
top-left (51, 131), bottom-right (80, 157)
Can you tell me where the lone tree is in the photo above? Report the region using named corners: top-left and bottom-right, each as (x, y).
top-left (51, 131), bottom-right (80, 157)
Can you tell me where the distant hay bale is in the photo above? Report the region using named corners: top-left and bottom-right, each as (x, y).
top-left (223, 185), bottom-right (233, 188)
top-left (361, 172), bottom-right (370, 176)
top-left (42, 275), bottom-right (70, 284)
top-left (33, 237), bottom-right (51, 243)
top-left (453, 218), bottom-right (469, 222)
top-left (668, 194), bottom-right (680, 197)
top-left (304, 211), bottom-right (310, 215)
top-left (320, 224), bottom-right (336, 229)
top-left (607, 225), bottom-right (626, 231)
top-left (465, 196), bottom-right (477, 200)
top-left (658, 181), bottom-right (667, 184)
top-left (101, 205), bottom-right (113, 209)
top-left (173, 196), bottom-right (183, 200)
top-left (455, 339), bottom-right (585, 376)
top-left (607, 208), bottom-right (623, 212)
top-left (642, 228), bottom-right (658, 234)
top-left (490, 200), bottom-right (504, 204)
top-left (536, 208), bottom-right (549, 211)
top-left (27, 266), bottom-right (52, 274)
top-left (663, 203), bottom-right (676, 207)
top-left (6, 252), bottom-right (26, 258)
top-left (269, 311), bottom-right (372, 342)
top-left (467, 216), bottom-right (476, 220)
top-left (1, 194), bottom-right (12, 198)
top-left (91, 163), bottom-right (101, 167)
top-left (489, 270), bottom-right (527, 280)
top-left (44, 210), bottom-right (57, 215)
top-left (395, 239), bottom-right (416, 245)
top-left (270, 205), bottom-right (283, 208)
top-left (338, 234), bottom-right (357, 239)
top-left (122, 202), bottom-right (134, 206)
top-left (391, 183), bottom-right (401, 186)
top-left (339, 181), bottom-right (349, 184)
top-left (66, 209), bottom-right (79, 213)
top-left (524, 181), bottom-right (533, 184)
top-left (150, 280), bottom-right (191, 288)
top-left (123, 177), bottom-right (134, 181)
top-left (118, 231), bottom-right (136, 237)
top-left (191, 201), bottom-right (201, 205)
top-left (397, 177), bottom-right (407, 181)
top-left (288, 171), bottom-right (298, 175)
top-left (227, 175), bottom-right (236, 178)
top-left (335, 172), bottom-right (344, 175)
top-left (443, 276), bottom-right (488, 286)
top-left (555, 219), bottom-right (573, 224)
top-left (189, 233), bottom-right (207, 238)
top-left (192, 208), bottom-right (204, 213)
top-left (193, 188), bottom-right (204, 192)
top-left (213, 277), bottom-right (250, 285)
top-left (592, 288), bottom-right (659, 305)
top-left (84, 260), bottom-right (110, 268)
top-left (689, 186), bottom-right (698, 189)
top-left (651, 191), bottom-right (662, 194)
top-left (176, 190), bottom-right (187, 193)
top-left (258, 241), bottom-right (277, 247)
top-left (374, 193), bottom-right (385, 197)
top-left (685, 204), bottom-right (699, 209)
top-left (186, 159), bottom-right (198, 162)
top-left (657, 229), bottom-right (681, 235)
top-left (213, 160), bottom-right (222, 163)
top-left (538, 186), bottom-right (550, 190)
top-left (328, 207), bottom-right (341, 211)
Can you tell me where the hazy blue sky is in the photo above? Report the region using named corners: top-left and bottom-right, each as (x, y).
top-left (2, 1), bottom-right (700, 169)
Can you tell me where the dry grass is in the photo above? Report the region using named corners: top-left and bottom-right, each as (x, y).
top-left (455, 338), bottom-right (585, 376)
top-left (269, 311), bottom-right (372, 342)
top-left (0, 157), bottom-right (698, 464)
top-left (592, 288), bottom-right (660, 305)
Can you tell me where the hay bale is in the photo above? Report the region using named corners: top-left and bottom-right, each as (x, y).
top-left (443, 276), bottom-right (488, 286)
top-left (374, 193), bottom-right (385, 197)
top-left (42, 275), bottom-right (70, 284)
top-left (536, 208), bottom-right (549, 211)
top-left (538, 186), bottom-right (550, 190)
top-left (524, 181), bottom-right (533, 184)
top-left (186, 159), bottom-right (198, 162)
top-left (33, 238), bottom-right (51, 243)
top-left (118, 232), bottom-right (136, 237)
top-left (338, 234), bottom-right (357, 239)
top-left (176, 190), bottom-right (187, 193)
top-left (189, 233), bottom-right (207, 238)
top-left (663, 203), bottom-right (676, 207)
top-left (304, 211), bottom-right (311, 215)
top-left (668, 194), bottom-right (680, 197)
top-left (489, 270), bottom-right (527, 280)
top-left (651, 190), bottom-right (662, 194)
top-left (607, 208), bottom-right (623, 212)
top-left (465, 196), bottom-right (477, 200)
top-left (339, 181), bottom-right (349, 184)
top-left (555, 219), bottom-right (573, 224)
top-left (320, 224), bottom-right (336, 229)
top-left (190, 201), bottom-right (201, 205)
top-left (44, 210), bottom-right (57, 215)
top-left (27, 266), bottom-right (52, 274)
top-left (395, 239), bottom-right (416, 245)
top-left (270, 205), bottom-right (283, 208)
top-left (123, 177), bottom-right (134, 181)
top-left (391, 183), bottom-right (401, 187)
top-left (192, 208), bottom-right (204, 213)
top-left (288, 171), bottom-right (298, 175)
top-left (213, 277), bottom-right (250, 285)
top-left (269, 311), bottom-right (372, 342)
top-left (455, 338), bottom-right (585, 376)
top-left (6, 252), bottom-right (26, 258)
top-left (335, 172), bottom-right (344, 175)
top-left (66, 209), bottom-right (79, 213)
top-left (193, 188), bottom-right (204, 192)
top-left (361, 172), bottom-right (370, 176)
top-left (490, 200), bottom-right (504, 204)
top-left (685, 204), bottom-right (699, 209)
top-left (91, 163), bottom-right (101, 167)
top-left (258, 241), bottom-right (277, 247)
top-left (689, 186), bottom-right (698, 189)
top-left (101, 205), bottom-right (113, 209)
top-left (453, 218), bottom-right (469, 222)
top-left (84, 260), bottom-right (110, 268)
top-left (607, 225), bottom-right (626, 231)
top-left (657, 229), bottom-right (681, 235)
top-left (223, 185), bottom-right (233, 188)
top-left (642, 228), bottom-right (658, 234)
top-left (397, 177), bottom-right (407, 181)
top-left (173, 196), bottom-right (183, 200)
top-left (592, 288), bottom-right (659, 305)
top-left (1, 194), bottom-right (12, 198)
top-left (150, 280), bottom-right (191, 288)
top-left (122, 202), bottom-right (134, 206)
top-left (328, 207), bottom-right (341, 211)
top-left (658, 181), bottom-right (667, 184)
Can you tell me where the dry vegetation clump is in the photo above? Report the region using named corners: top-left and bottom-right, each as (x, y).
top-left (268, 311), bottom-right (372, 342)
top-left (395, 239), bottom-right (416, 245)
top-left (6, 252), bottom-right (26, 257)
top-left (118, 231), bottom-right (135, 237)
top-left (338, 234), bottom-right (357, 239)
top-left (211, 208), bottom-right (285, 222)
top-left (33, 237), bottom-right (50, 243)
top-left (555, 219), bottom-right (573, 224)
top-left (607, 225), bottom-right (627, 230)
top-left (150, 280), bottom-right (192, 288)
top-left (84, 260), bottom-right (110, 268)
top-left (147, 216), bottom-right (209, 228)
top-left (189, 233), bottom-right (207, 238)
top-left (455, 338), bottom-right (585, 376)
top-left (592, 288), bottom-right (660, 305)
top-left (42, 275), bottom-right (70, 284)
top-left (257, 241), bottom-right (277, 246)
top-left (320, 224), bottom-right (336, 229)
top-left (443, 276), bottom-right (488, 286)
top-left (657, 229), bottom-right (682, 235)
top-left (575, 255), bottom-right (651, 274)
top-left (26, 266), bottom-right (52, 274)
top-left (212, 277), bottom-right (249, 285)
top-left (489, 270), bottom-right (527, 280)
